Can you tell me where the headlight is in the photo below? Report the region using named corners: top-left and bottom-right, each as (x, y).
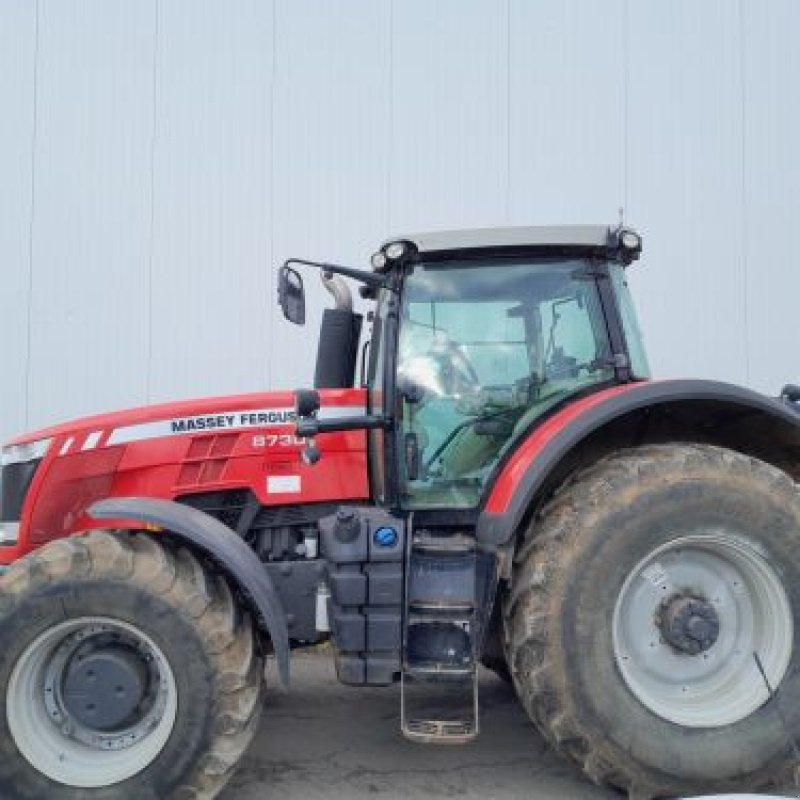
top-left (1, 438), bottom-right (52, 467)
top-left (620, 229), bottom-right (641, 251)
top-left (0, 522), bottom-right (19, 545)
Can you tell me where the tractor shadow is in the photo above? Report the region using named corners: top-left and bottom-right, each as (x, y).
top-left (223, 653), bottom-right (615, 799)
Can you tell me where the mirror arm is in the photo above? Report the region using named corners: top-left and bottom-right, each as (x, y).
top-left (283, 259), bottom-right (387, 290)
top-left (296, 415), bottom-right (389, 437)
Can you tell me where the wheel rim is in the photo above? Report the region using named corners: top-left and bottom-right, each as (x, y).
top-left (7, 617), bottom-right (177, 787)
top-left (612, 532), bottom-right (793, 727)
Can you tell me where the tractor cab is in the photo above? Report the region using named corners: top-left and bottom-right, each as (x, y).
top-left (277, 226), bottom-right (651, 742)
top-left (279, 225), bottom-right (649, 511)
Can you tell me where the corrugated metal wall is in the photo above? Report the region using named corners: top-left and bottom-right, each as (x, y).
top-left (1, 0), bottom-right (798, 444)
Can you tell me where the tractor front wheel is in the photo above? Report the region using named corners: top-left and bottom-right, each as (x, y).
top-left (505, 444), bottom-right (800, 798)
top-left (0, 531), bottom-right (263, 799)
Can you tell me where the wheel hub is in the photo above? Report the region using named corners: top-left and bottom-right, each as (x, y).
top-left (42, 622), bottom-right (170, 752)
top-left (62, 645), bottom-right (149, 730)
top-left (658, 594), bottom-right (720, 655)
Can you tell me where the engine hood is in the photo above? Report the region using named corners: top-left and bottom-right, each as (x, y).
top-left (6, 388), bottom-right (367, 448)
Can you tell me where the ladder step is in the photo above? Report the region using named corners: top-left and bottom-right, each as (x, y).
top-left (406, 619), bottom-right (473, 670)
top-left (402, 527), bottom-right (480, 743)
top-left (404, 663), bottom-right (473, 680)
top-left (402, 718), bottom-right (477, 744)
top-left (408, 600), bottom-right (474, 614)
top-left (412, 533), bottom-right (475, 554)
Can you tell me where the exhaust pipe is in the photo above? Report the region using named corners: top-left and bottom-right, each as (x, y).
top-left (321, 271), bottom-right (353, 312)
top-left (314, 272), bottom-right (362, 390)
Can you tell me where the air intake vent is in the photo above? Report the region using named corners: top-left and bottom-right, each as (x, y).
top-left (177, 434), bottom-right (239, 487)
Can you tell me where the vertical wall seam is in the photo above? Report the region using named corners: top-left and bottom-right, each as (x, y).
top-left (505, 0), bottom-right (511, 222)
top-left (267, 0), bottom-right (277, 390)
top-left (738, 0), bottom-right (751, 384)
top-left (23, 0), bottom-right (41, 429)
top-left (385, 0), bottom-right (394, 234)
top-left (144, 0), bottom-right (160, 403)
top-left (621, 0), bottom-right (629, 217)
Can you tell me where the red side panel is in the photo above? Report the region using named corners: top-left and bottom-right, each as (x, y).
top-left (3, 388), bottom-right (369, 564)
top-left (484, 384), bottom-right (640, 515)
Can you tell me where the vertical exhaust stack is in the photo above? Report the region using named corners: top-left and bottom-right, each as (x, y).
top-left (314, 272), bottom-right (363, 390)
top-left (320, 271), bottom-right (353, 313)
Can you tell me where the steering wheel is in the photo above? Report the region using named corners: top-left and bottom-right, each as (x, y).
top-left (429, 339), bottom-right (481, 395)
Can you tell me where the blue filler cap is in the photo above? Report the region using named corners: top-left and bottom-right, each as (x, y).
top-left (373, 526), bottom-right (398, 548)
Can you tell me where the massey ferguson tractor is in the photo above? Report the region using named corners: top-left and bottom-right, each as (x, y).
top-left (1, 225), bottom-right (799, 799)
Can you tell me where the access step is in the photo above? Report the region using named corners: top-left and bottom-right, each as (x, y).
top-left (401, 670), bottom-right (479, 744)
top-left (401, 529), bottom-right (481, 744)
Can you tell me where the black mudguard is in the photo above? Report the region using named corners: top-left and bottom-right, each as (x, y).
top-left (89, 497), bottom-right (290, 687)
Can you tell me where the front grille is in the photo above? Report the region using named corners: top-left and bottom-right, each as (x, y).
top-left (0, 459), bottom-right (42, 523)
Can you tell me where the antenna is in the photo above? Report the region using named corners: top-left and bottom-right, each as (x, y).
top-left (753, 651), bottom-right (800, 794)
top-left (618, 206), bottom-right (625, 227)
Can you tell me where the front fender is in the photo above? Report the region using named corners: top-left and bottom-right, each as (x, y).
top-left (89, 497), bottom-right (290, 687)
top-left (477, 379), bottom-right (800, 548)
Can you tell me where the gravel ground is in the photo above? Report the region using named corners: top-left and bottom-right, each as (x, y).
top-left (222, 653), bottom-right (616, 800)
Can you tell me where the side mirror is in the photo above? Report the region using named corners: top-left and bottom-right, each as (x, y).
top-left (278, 265), bottom-right (306, 325)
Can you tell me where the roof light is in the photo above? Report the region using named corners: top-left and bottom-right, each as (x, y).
top-left (385, 241), bottom-right (406, 260)
top-left (370, 251), bottom-right (388, 271)
top-left (620, 230), bottom-right (641, 251)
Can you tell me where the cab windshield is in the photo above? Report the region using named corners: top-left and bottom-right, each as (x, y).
top-left (397, 259), bottom-right (616, 509)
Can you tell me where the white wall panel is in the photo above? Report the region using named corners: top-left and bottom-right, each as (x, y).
top-left (25, 0), bottom-right (155, 430)
top-left (389, 0), bottom-right (508, 233)
top-left (1, 2), bottom-right (799, 444)
top-left (270, 0), bottom-right (391, 390)
top-left (626, 1), bottom-right (747, 385)
top-left (0, 1), bottom-right (36, 443)
top-left (741, 0), bottom-right (800, 394)
top-left (508, 0), bottom-right (626, 224)
top-left (148, 0), bottom-right (273, 402)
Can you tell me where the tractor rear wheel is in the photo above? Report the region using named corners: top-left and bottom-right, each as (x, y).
top-left (505, 444), bottom-right (800, 798)
top-left (0, 530), bottom-right (263, 799)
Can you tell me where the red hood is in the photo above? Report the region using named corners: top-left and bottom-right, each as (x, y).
top-left (6, 388), bottom-right (365, 446)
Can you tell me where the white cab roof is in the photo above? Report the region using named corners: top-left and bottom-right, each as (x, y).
top-left (385, 225), bottom-right (614, 255)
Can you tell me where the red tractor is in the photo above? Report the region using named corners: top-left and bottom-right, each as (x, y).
top-left (1, 225), bottom-right (799, 799)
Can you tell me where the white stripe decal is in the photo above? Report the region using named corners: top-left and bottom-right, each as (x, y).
top-left (59, 437), bottom-right (74, 456)
top-left (318, 406), bottom-right (366, 420)
top-left (106, 404), bottom-right (365, 446)
top-left (82, 431), bottom-right (103, 451)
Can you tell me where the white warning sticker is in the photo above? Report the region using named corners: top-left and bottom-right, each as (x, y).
top-left (267, 475), bottom-right (301, 494)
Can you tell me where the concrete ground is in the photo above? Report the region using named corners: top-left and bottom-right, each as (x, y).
top-left (223, 653), bottom-right (616, 800)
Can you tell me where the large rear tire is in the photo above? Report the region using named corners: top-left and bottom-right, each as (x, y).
top-left (504, 444), bottom-right (800, 798)
top-left (0, 530), bottom-right (263, 799)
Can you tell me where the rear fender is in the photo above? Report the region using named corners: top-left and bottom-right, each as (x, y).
top-left (89, 497), bottom-right (290, 687)
top-left (477, 379), bottom-right (800, 550)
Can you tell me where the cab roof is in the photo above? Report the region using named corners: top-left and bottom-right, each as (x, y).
top-left (386, 225), bottom-right (619, 256)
